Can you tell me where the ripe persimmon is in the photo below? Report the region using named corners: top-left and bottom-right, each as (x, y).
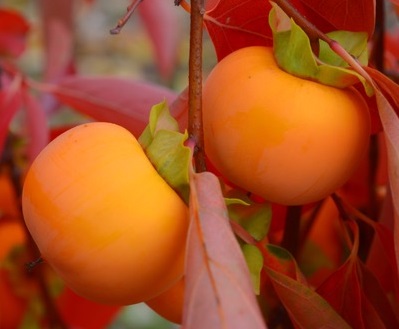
top-left (146, 277), bottom-right (185, 324)
top-left (203, 46), bottom-right (370, 205)
top-left (22, 122), bottom-right (188, 304)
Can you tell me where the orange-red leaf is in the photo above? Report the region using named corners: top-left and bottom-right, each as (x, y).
top-left (184, 171), bottom-right (266, 329)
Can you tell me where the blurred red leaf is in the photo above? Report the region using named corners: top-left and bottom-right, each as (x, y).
top-left (57, 287), bottom-right (120, 329)
top-left (0, 75), bottom-right (22, 154)
top-left (0, 8), bottom-right (30, 57)
top-left (204, 0), bottom-right (375, 61)
top-left (183, 171), bottom-right (267, 329)
top-left (46, 76), bottom-right (184, 137)
top-left (138, 0), bottom-right (181, 80)
top-left (22, 91), bottom-right (49, 163)
top-left (40, 0), bottom-right (74, 82)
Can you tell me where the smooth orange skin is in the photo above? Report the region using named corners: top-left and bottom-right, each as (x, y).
top-left (22, 122), bottom-right (188, 304)
top-left (146, 277), bottom-right (185, 324)
top-left (203, 46), bottom-right (370, 205)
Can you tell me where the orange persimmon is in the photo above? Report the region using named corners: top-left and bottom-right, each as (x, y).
top-left (22, 122), bottom-right (188, 305)
top-left (203, 46), bottom-right (370, 206)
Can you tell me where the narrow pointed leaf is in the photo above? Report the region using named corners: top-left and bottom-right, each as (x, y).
top-left (48, 76), bottom-right (181, 136)
top-left (265, 266), bottom-right (351, 329)
top-left (183, 171), bottom-right (267, 329)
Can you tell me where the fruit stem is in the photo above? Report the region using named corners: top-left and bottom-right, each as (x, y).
top-left (187, 0), bottom-right (207, 172)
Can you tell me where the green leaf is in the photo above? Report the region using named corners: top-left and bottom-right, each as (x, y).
top-left (269, 2), bottom-right (374, 96)
top-left (139, 101), bottom-right (191, 204)
top-left (227, 193), bottom-right (271, 241)
top-left (242, 244), bottom-right (264, 295)
top-left (319, 31), bottom-right (368, 67)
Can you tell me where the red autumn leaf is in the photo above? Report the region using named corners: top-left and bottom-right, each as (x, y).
top-left (359, 261), bottom-right (399, 329)
top-left (204, 0), bottom-right (375, 61)
top-left (40, 0), bottom-right (74, 82)
top-left (204, 0), bottom-right (273, 61)
top-left (56, 287), bottom-right (121, 329)
top-left (46, 75), bottom-right (184, 137)
top-left (262, 244), bottom-right (307, 284)
top-left (316, 221), bottom-right (389, 329)
top-left (0, 8), bottom-right (30, 57)
top-left (22, 91), bottom-right (49, 163)
top-left (184, 171), bottom-right (266, 329)
top-left (0, 75), bottom-right (22, 154)
top-left (297, 0), bottom-right (375, 37)
top-left (138, 0), bottom-right (182, 80)
top-left (265, 266), bottom-right (351, 329)
top-left (363, 194), bottom-right (399, 300)
top-left (360, 67), bottom-right (399, 285)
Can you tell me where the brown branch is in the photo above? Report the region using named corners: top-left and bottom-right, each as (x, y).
top-left (188, 0), bottom-right (207, 172)
top-left (110, 0), bottom-right (144, 35)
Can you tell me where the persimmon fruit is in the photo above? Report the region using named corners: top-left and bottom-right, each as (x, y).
top-left (22, 122), bottom-right (188, 304)
top-left (203, 46), bottom-right (370, 205)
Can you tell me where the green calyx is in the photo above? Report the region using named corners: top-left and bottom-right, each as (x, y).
top-left (269, 2), bottom-right (374, 96)
top-left (139, 101), bottom-right (191, 204)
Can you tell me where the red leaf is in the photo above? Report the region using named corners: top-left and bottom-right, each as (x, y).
top-left (367, 194), bottom-right (399, 300)
top-left (22, 91), bottom-right (49, 163)
top-left (316, 222), bottom-right (390, 329)
top-left (138, 0), bottom-right (181, 80)
top-left (265, 267), bottom-right (351, 329)
top-left (359, 261), bottom-right (399, 329)
top-left (0, 75), bottom-right (22, 154)
top-left (204, 0), bottom-right (375, 61)
top-left (57, 287), bottom-right (120, 329)
top-left (47, 76), bottom-right (183, 137)
top-left (184, 171), bottom-right (266, 329)
top-left (262, 244), bottom-right (307, 284)
top-left (0, 8), bottom-right (30, 57)
top-left (204, 0), bottom-right (273, 60)
top-left (40, 0), bottom-right (74, 82)
top-left (362, 67), bottom-right (399, 287)
top-left (297, 0), bottom-right (375, 38)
